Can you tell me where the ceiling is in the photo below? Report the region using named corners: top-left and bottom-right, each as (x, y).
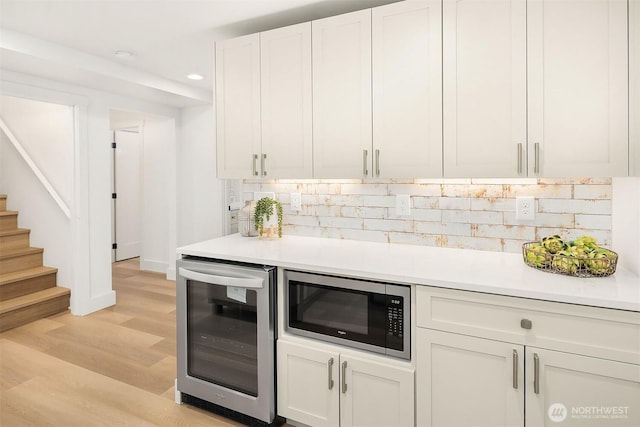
top-left (0, 0), bottom-right (399, 108)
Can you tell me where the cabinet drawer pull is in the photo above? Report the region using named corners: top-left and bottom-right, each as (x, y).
top-left (327, 358), bottom-right (334, 390)
top-left (341, 361), bottom-right (347, 393)
top-left (363, 150), bottom-right (369, 177)
top-left (517, 143), bottom-right (523, 174)
top-left (520, 319), bottom-right (532, 330)
top-left (512, 349), bottom-right (518, 389)
top-left (375, 149), bottom-right (380, 177)
top-left (252, 154), bottom-right (259, 176)
top-left (534, 353), bottom-right (540, 394)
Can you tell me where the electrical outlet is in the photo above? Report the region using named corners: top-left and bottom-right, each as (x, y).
top-left (396, 194), bottom-right (411, 216)
top-left (291, 192), bottom-right (302, 211)
top-left (516, 196), bottom-right (535, 220)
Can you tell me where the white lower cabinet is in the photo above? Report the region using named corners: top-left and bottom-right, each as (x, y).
top-left (277, 339), bottom-right (414, 427)
top-left (416, 329), bottom-right (524, 427)
top-left (416, 287), bottom-right (640, 427)
top-left (525, 347), bottom-right (640, 427)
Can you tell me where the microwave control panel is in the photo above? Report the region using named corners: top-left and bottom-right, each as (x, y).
top-left (386, 296), bottom-right (404, 351)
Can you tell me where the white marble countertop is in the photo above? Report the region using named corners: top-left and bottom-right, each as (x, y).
top-left (177, 234), bottom-right (640, 312)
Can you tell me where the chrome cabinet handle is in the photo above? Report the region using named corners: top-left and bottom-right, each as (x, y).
top-left (363, 150), bottom-right (369, 177)
top-left (327, 358), bottom-right (334, 390)
top-left (375, 149), bottom-right (380, 177)
top-left (261, 153), bottom-right (267, 177)
top-left (341, 361), bottom-right (347, 393)
top-left (534, 143), bottom-right (540, 174)
top-left (517, 143), bottom-right (523, 174)
top-left (534, 353), bottom-right (540, 394)
top-left (512, 350), bottom-right (518, 389)
top-left (252, 154), bottom-right (259, 176)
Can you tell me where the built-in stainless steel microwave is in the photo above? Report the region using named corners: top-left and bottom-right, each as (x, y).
top-left (284, 270), bottom-right (410, 360)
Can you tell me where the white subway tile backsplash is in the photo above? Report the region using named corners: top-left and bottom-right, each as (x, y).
top-left (364, 218), bottom-right (414, 233)
top-left (575, 214), bottom-right (612, 230)
top-left (573, 185), bottom-right (612, 200)
top-left (243, 178), bottom-right (613, 254)
top-left (341, 183), bottom-right (387, 195)
top-left (415, 221), bottom-right (471, 236)
top-left (437, 197), bottom-right (471, 210)
top-left (539, 199), bottom-right (611, 215)
top-left (319, 216), bottom-right (363, 230)
top-left (473, 224), bottom-right (536, 241)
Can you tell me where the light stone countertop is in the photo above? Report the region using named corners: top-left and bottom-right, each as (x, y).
top-left (177, 234), bottom-right (640, 312)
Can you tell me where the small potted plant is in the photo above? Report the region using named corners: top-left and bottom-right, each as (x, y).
top-left (254, 196), bottom-right (283, 238)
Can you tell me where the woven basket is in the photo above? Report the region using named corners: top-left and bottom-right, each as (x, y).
top-left (522, 242), bottom-right (617, 278)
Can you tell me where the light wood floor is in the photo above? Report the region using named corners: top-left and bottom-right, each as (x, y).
top-left (0, 258), bottom-right (246, 427)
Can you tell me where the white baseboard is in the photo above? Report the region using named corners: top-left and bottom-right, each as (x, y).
top-left (166, 266), bottom-right (176, 281)
top-left (140, 259), bottom-right (167, 274)
top-left (71, 290), bottom-right (116, 316)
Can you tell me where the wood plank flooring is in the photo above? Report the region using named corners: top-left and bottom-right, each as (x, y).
top-left (0, 258), bottom-right (245, 426)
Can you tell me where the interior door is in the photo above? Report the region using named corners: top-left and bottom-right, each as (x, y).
top-left (113, 128), bottom-right (141, 261)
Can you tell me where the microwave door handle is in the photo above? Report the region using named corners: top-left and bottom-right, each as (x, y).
top-left (178, 267), bottom-right (264, 289)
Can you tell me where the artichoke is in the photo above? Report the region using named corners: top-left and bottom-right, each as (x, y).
top-left (565, 244), bottom-right (589, 260)
top-left (585, 249), bottom-right (616, 275)
top-left (569, 235), bottom-right (599, 252)
top-left (552, 249), bottom-right (581, 274)
top-left (542, 235), bottom-right (566, 254)
top-left (525, 243), bottom-right (550, 268)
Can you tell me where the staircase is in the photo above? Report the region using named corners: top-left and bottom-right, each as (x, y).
top-left (0, 194), bottom-right (71, 332)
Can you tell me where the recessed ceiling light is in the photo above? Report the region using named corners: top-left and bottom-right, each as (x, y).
top-left (114, 50), bottom-right (134, 59)
top-left (187, 73), bottom-right (204, 80)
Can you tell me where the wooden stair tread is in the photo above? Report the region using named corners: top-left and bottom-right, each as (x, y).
top-left (0, 228), bottom-right (30, 237)
top-left (0, 286), bottom-right (70, 315)
top-left (0, 246), bottom-right (43, 259)
top-left (0, 210), bottom-right (18, 217)
top-left (0, 266), bottom-right (58, 286)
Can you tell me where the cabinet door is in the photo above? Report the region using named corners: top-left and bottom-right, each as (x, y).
top-left (442, 0), bottom-right (526, 178)
top-left (215, 33), bottom-right (261, 178)
top-left (313, 9), bottom-right (372, 178)
top-left (526, 347), bottom-right (640, 427)
top-left (372, 0), bottom-right (442, 178)
top-left (340, 353), bottom-right (415, 427)
top-left (261, 23), bottom-right (313, 178)
top-left (277, 340), bottom-right (339, 427)
top-left (416, 329), bottom-right (525, 427)
top-left (528, 0), bottom-right (628, 176)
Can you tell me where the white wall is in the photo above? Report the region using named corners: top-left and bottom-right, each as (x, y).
top-left (177, 104), bottom-right (224, 249)
top-left (0, 70), bottom-right (179, 315)
top-left (0, 131), bottom-right (72, 288)
top-left (0, 96), bottom-right (74, 206)
top-left (612, 178), bottom-right (640, 275)
top-left (140, 117), bottom-right (177, 275)
top-left (0, 96), bottom-right (74, 293)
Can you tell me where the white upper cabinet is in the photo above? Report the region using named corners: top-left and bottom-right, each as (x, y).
top-left (444, 0), bottom-right (629, 177)
top-left (260, 23), bottom-right (313, 178)
top-left (215, 34), bottom-right (261, 178)
top-left (528, 0), bottom-right (629, 177)
top-left (312, 9), bottom-right (372, 179)
top-left (373, 0), bottom-right (443, 178)
top-left (443, 0), bottom-right (526, 177)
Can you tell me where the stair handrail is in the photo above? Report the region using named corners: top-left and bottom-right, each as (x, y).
top-left (0, 116), bottom-right (71, 219)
